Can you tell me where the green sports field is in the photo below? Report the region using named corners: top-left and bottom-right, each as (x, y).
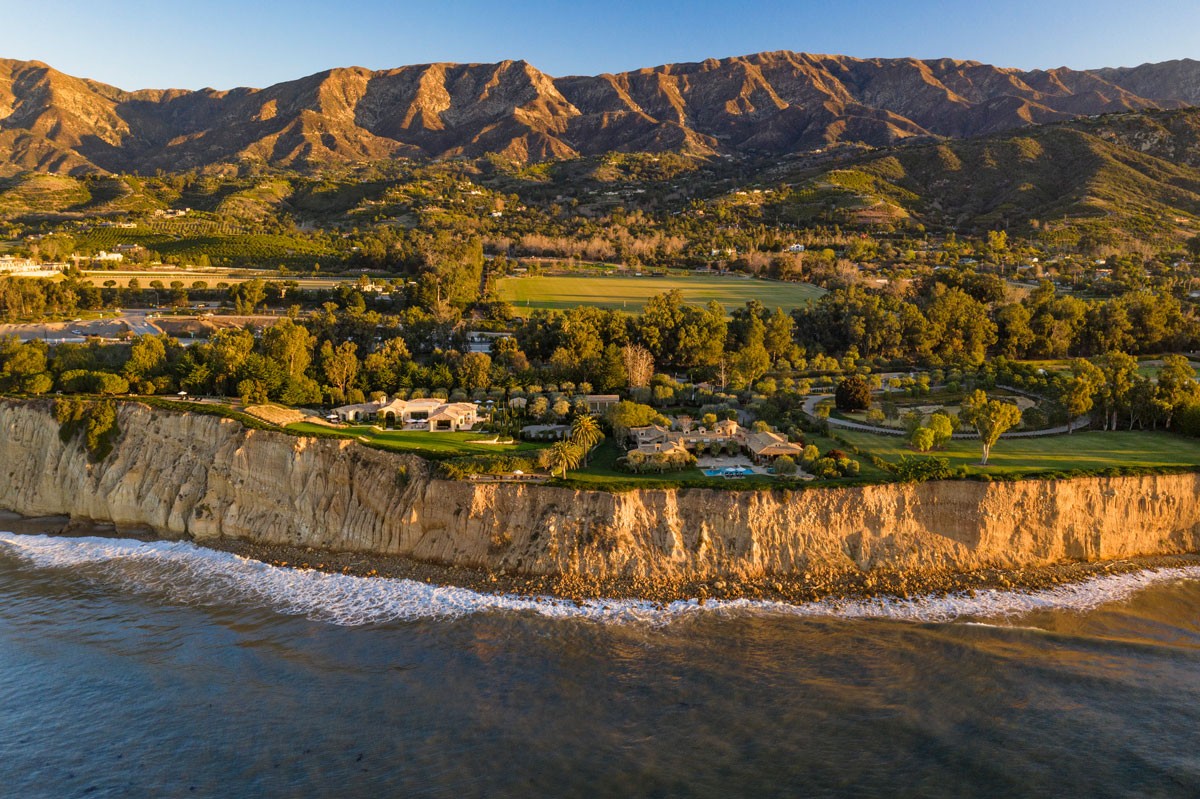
top-left (496, 274), bottom-right (825, 314)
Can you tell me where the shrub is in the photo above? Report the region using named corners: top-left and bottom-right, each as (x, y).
top-left (617, 449), bottom-right (696, 474)
top-left (1021, 406), bottom-right (1048, 430)
top-left (928, 412), bottom-right (955, 447)
top-left (834, 374), bottom-right (871, 411)
top-left (893, 455), bottom-right (953, 483)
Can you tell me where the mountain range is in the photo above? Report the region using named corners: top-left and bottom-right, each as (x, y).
top-left (3, 51), bottom-right (1200, 175)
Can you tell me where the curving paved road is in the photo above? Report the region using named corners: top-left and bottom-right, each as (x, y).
top-left (801, 394), bottom-right (1083, 439)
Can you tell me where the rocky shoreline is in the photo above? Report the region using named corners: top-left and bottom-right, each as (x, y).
top-left (6, 511), bottom-right (1199, 607)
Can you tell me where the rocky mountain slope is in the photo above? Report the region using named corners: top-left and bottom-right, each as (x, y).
top-left (2, 52), bottom-right (1200, 174)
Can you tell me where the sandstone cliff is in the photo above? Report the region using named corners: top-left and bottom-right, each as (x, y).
top-left (2, 399), bottom-right (1199, 583)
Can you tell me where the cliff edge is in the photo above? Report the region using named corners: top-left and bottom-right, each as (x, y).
top-left (2, 400), bottom-right (1199, 584)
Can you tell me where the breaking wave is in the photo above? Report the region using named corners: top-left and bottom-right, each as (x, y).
top-left (3, 532), bottom-right (1200, 626)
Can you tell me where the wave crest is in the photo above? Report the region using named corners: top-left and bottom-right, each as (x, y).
top-left (2, 533), bottom-right (1199, 626)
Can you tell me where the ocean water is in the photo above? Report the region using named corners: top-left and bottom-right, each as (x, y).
top-left (2, 532), bottom-right (1199, 798)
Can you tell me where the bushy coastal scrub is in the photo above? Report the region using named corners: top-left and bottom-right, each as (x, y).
top-left (53, 396), bottom-right (120, 461)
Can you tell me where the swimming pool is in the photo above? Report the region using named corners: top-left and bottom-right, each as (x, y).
top-left (702, 467), bottom-right (755, 477)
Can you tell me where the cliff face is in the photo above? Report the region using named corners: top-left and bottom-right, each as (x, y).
top-left (2, 400), bottom-right (1199, 581)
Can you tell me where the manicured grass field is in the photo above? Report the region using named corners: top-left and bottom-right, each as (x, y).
top-left (496, 274), bottom-right (825, 314)
top-left (286, 423), bottom-right (546, 456)
top-left (835, 428), bottom-right (1200, 476)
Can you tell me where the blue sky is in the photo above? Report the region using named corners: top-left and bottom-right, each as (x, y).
top-left (7, 0), bottom-right (1200, 90)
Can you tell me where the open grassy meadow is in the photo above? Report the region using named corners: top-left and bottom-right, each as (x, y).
top-left (835, 428), bottom-right (1200, 477)
top-left (286, 423), bottom-right (546, 456)
top-left (496, 273), bottom-right (825, 314)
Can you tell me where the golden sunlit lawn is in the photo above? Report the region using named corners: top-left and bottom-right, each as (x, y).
top-left (286, 422), bottom-right (546, 456)
top-left (835, 429), bottom-right (1200, 476)
top-left (497, 274), bottom-right (824, 314)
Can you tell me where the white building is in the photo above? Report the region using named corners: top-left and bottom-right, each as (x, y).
top-left (0, 256), bottom-right (44, 275)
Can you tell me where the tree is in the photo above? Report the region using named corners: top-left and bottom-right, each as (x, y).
top-left (1064, 358), bottom-right (1102, 432)
top-left (928, 412), bottom-right (956, 448)
top-left (773, 455), bottom-right (798, 475)
top-left (606, 400), bottom-right (668, 442)
top-left (910, 427), bottom-right (935, 452)
top-left (621, 343), bottom-right (654, 389)
top-left (763, 308), bottom-right (795, 364)
top-left (1155, 354), bottom-right (1199, 429)
top-left (732, 314), bottom-right (770, 384)
top-left (361, 337), bottom-right (412, 393)
top-left (923, 285), bottom-right (997, 364)
top-left (569, 414), bottom-right (604, 466)
top-left (262, 318), bottom-right (316, 379)
top-left (123, 334), bottom-right (167, 382)
top-left (1096, 351), bottom-right (1138, 430)
top-left (540, 440), bottom-right (583, 478)
top-left (321, 341), bottom-right (359, 396)
top-left (455, 352), bottom-right (492, 391)
top-left (207, 328), bottom-right (255, 394)
top-left (229, 279), bottom-right (267, 315)
top-left (834, 374), bottom-right (871, 411)
top-left (960, 390), bottom-right (1022, 466)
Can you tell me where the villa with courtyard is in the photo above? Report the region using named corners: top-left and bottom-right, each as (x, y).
top-left (333, 397), bottom-right (480, 431)
top-left (626, 418), bottom-right (804, 463)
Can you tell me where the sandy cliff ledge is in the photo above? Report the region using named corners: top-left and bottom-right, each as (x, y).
top-left (2, 399), bottom-right (1199, 583)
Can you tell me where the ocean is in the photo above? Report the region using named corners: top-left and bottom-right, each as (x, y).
top-left (2, 532), bottom-right (1199, 798)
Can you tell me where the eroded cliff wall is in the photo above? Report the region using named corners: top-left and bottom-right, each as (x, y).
top-left (2, 400), bottom-right (1199, 581)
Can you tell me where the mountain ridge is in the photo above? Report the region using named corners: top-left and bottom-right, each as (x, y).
top-left (1, 51), bottom-right (1199, 174)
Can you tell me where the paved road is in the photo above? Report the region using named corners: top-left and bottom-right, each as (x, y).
top-left (801, 394), bottom-right (1083, 439)
top-left (0, 310), bottom-right (164, 342)
top-left (120, 310), bottom-right (164, 337)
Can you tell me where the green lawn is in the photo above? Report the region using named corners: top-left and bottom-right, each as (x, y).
top-left (496, 274), bottom-right (825, 314)
top-left (286, 423), bottom-right (546, 456)
top-left (834, 428), bottom-right (1200, 477)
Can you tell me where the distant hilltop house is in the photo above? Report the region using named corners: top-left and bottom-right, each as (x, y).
top-left (333, 397), bottom-right (480, 431)
top-left (583, 394), bottom-right (620, 414)
top-left (0, 255), bottom-right (55, 275)
top-left (627, 418), bottom-right (804, 463)
top-left (465, 330), bottom-right (512, 354)
top-left (76, 251), bottom-right (125, 263)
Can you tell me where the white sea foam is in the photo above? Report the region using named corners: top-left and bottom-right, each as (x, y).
top-left (2, 532), bottom-right (1199, 627)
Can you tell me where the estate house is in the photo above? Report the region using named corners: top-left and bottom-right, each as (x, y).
top-left (626, 418), bottom-right (804, 463)
top-left (333, 397), bottom-right (480, 431)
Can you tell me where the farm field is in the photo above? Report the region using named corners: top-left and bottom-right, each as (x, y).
top-left (835, 428), bottom-right (1200, 476)
top-left (285, 423), bottom-right (546, 456)
top-left (496, 274), bottom-right (825, 314)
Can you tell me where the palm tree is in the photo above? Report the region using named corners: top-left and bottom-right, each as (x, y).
top-left (540, 440), bottom-right (583, 478)
top-left (569, 414), bottom-right (604, 466)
